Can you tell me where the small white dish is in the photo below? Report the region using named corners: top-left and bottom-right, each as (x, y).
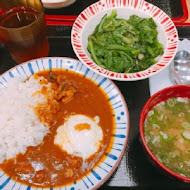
top-left (42, 0), bottom-right (76, 9)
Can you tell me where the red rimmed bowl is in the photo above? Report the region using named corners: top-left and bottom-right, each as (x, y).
top-left (140, 85), bottom-right (190, 182)
top-left (71, 0), bottom-right (178, 81)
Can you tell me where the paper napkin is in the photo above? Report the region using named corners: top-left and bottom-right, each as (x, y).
top-left (149, 39), bottom-right (190, 96)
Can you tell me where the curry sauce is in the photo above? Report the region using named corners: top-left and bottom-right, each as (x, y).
top-left (0, 70), bottom-right (115, 187)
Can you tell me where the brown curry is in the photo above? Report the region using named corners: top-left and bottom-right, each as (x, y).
top-left (0, 70), bottom-right (115, 187)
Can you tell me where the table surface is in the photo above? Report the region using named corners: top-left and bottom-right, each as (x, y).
top-left (1, 0), bottom-right (190, 189)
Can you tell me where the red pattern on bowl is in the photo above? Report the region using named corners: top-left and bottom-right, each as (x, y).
top-left (71, 0), bottom-right (178, 81)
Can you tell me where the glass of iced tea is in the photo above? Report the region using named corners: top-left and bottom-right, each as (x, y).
top-left (0, 0), bottom-right (49, 64)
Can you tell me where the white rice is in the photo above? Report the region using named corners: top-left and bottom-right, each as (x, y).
top-left (0, 76), bottom-right (51, 163)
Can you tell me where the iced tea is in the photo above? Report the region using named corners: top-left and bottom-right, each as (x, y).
top-left (0, 2), bottom-right (49, 64)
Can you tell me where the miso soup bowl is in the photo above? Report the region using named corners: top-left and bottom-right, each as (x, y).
top-left (140, 85), bottom-right (190, 182)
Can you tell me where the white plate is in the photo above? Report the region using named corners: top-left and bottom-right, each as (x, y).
top-left (0, 57), bottom-right (129, 190)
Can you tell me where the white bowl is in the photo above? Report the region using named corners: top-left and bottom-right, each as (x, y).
top-left (42, 0), bottom-right (76, 9)
top-left (0, 57), bottom-right (129, 190)
top-left (71, 0), bottom-right (178, 81)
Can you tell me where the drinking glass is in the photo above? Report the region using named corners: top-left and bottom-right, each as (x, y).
top-left (0, 0), bottom-right (49, 64)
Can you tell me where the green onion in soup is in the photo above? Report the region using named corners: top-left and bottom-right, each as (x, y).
top-left (144, 97), bottom-right (190, 177)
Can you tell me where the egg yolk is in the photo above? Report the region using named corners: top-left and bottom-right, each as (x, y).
top-left (74, 123), bottom-right (91, 131)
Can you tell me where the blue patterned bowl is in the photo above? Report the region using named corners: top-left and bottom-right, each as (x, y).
top-left (0, 57), bottom-right (129, 190)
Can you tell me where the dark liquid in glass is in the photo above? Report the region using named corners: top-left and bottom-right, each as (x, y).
top-left (0, 6), bottom-right (49, 63)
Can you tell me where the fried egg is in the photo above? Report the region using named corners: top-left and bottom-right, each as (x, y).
top-left (54, 114), bottom-right (103, 160)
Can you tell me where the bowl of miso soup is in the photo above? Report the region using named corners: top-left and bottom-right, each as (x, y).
top-left (140, 85), bottom-right (190, 182)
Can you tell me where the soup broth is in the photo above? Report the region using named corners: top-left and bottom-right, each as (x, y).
top-left (0, 70), bottom-right (115, 187)
top-left (144, 97), bottom-right (190, 177)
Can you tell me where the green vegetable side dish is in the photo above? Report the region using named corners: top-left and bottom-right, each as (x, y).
top-left (144, 97), bottom-right (190, 177)
top-left (87, 10), bottom-right (164, 73)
